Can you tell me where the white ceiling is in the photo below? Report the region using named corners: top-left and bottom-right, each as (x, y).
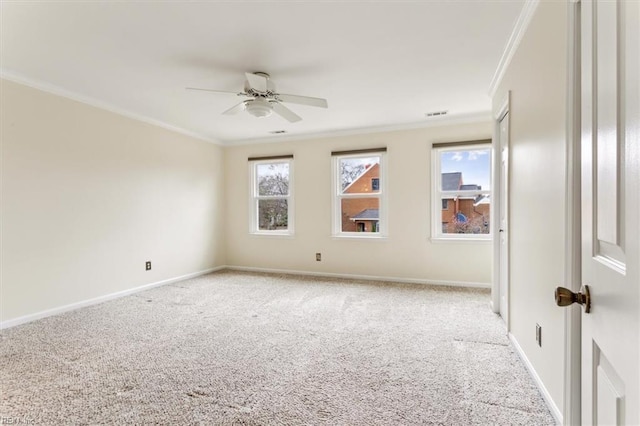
top-left (1, 1), bottom-right (525, 144)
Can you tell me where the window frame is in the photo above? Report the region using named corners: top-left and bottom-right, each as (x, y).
top-left (331, 150), bottom-right (387, 238)
top-left (432, 143), bottom-right (492, 241)
top-left (249, 157), bottom-right (294, 236)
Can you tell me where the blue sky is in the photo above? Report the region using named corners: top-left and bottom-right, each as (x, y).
top-left (441, 149), bottom-right (491, 190)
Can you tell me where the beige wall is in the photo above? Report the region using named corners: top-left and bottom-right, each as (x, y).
top-left (492, 2), bottom-right (567, 415)
top-left (225, 123), bottom-right (493, 285)
top-left (1, 79), bottom-right (226, 323)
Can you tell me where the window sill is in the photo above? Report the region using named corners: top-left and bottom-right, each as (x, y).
top-left (430, 236), bottom-right (492, 243)
top-left (250, 232), bottom-right (295, 239)
top-left (332, 234), bottom-right (388, 241)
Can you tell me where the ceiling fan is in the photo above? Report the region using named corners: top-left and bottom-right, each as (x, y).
top-left (186, 72), bottom-right (328, 123)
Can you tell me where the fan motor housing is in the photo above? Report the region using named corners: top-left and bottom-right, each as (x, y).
top-left (244, 72), bottom-right (275, 95)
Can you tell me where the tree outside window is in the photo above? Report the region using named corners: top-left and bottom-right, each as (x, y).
top-left (250, 159), bottom-right (293, 234)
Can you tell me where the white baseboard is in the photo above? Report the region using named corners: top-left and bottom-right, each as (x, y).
top-left (224, 265), bottom-right (491, 289)
top-left (1, 265), bottom-right (488, 330)
top-left (508, 332), bottom-right (563, 425)
top-left (0, 266), bottom-right (225, 330)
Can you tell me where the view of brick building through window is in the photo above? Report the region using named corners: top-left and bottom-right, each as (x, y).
top-left (341, 163), bottom-right (380, 232)
top-left (440, 171), bottom-right (490, 234)
top-left (339, 164), bottom-right (490, 234)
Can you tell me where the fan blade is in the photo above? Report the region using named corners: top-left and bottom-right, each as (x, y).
top-left (272, 102), bottom-right (302, 123)
top-left (222, 102), bottom-right (246, 115)
top-left (277, 93), bottom-right (328, 108)
top-left (245, 72), bottom-right (268, 92)
top-left (186, 87), bottom-right (246, 96)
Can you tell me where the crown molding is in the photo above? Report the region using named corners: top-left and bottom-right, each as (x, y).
top-left (0, 70), bottom-right (223, 146)
top-left (488, 0), bottom-right (540, 98)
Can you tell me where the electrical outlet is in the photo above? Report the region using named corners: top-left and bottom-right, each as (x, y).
top-left (315, 253), bottom-right (321, 261)
top-left (145, 261), bottom-right (151, 271)
top-left (536, 323), bottom-right (542, 347)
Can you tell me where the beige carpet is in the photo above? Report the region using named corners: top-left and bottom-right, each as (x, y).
top-left (1, 271), bottom-right (555, 425)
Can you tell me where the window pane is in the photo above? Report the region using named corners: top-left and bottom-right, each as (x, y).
top-left (440, 195), bottom-right (490, 234)
top-left (257, 163), bottom-right (289, 196)
top-left (340, 197), bottom-right (379, 232)
top-left (440, 148), bottom-right (491, 191)
top-left (371, 178), bottom-right (380, 191)
top-left (258, 199), bottom-right (288, 231)
top-left (339, 157), bottom-right (380, 194)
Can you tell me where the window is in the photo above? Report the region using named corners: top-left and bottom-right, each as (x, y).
top-left (249, 156), bottom-right (293, 235)
top-left (432, 142), bottom-right (491, 240)
top-left (332, 148), bottom-right (386, 237)
top-left (371, 178), bottom-right (380, 191)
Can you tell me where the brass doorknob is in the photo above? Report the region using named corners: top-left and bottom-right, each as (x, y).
top-left (555, 285), bottom-right (591, 313)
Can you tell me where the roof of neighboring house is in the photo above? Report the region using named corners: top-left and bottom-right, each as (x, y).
top-left (460, 184), bottom-right (481, 190)
top-left (343, 163), bottom-right (380, 193)
top-left (442, 172), bottom-right (462, 191)
top-left (350, 209), bottom-right (379, 220)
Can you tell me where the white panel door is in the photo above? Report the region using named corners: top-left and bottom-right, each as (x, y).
top-left (580, 1), bottom-right (639, 424)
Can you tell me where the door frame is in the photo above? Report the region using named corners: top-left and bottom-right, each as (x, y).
top-left (563, 0), bottom-right (582, 424)
top-left (492, 92), bottom-right (510, 326)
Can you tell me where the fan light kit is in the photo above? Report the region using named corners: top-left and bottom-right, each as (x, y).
top-left (187, 72), bottom-right (328, 123)
top-left (245, 98), bottom-right (273, 118)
